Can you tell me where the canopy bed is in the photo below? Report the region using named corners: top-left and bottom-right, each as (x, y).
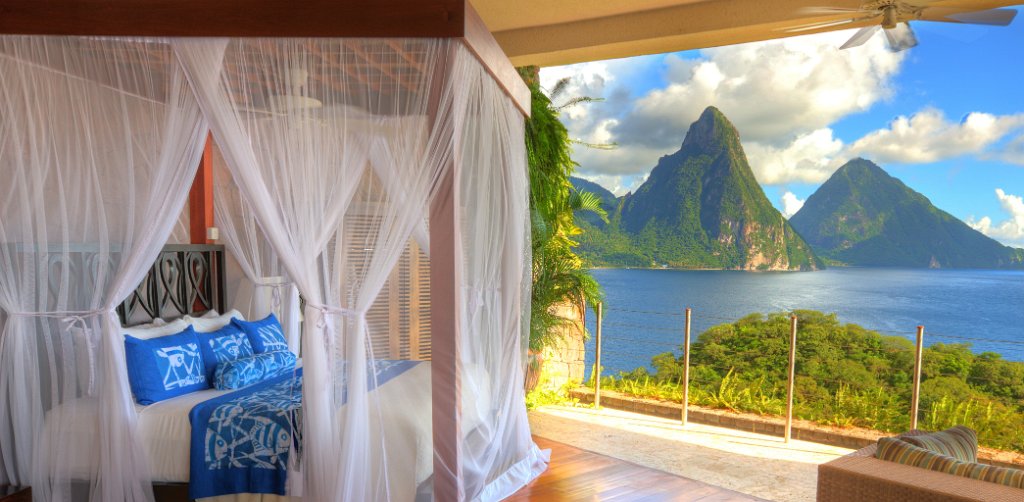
top-left (0, 1), bottom-right (544, 501)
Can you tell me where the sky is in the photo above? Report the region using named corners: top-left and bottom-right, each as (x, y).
top-left (539, 7), bottom-right (1024, 248)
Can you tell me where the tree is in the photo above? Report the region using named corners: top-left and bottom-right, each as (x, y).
top-left (519, 67), bottom-right (608, 351)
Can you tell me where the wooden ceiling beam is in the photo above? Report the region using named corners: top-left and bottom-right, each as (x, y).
top-left (0, 0), bottom-right (463, 38)
top-left (0, 0), bottom-right (530, 116)
top-left (460, 4), bottom-right (531, 116)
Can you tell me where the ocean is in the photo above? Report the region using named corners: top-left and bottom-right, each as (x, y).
top-left (582, 267), bottom-right (1024, 379)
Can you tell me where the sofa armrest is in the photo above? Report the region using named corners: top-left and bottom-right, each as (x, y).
top-left (818, 451), bottom-right (1024, 502)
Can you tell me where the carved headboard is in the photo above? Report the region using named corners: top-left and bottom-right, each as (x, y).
top-left (117, 244), bottom-right (226, 327)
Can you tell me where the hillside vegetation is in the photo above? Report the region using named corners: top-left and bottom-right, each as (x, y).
top-left (602, 310), bottom-right (1024, 452)
top-left (575, 107), bottom-right (821, 271)
top-left (789, 158), bottom-right (1024, 268)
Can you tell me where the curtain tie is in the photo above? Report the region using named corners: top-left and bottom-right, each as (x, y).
top-left (6, 308), bottom-right (114, 395)
top-left (306, 303), bottom-right (365, 329)
top-left (254, 278), bottom-right (292, 310)
top-left (6, 308), bottom-right (113, 332)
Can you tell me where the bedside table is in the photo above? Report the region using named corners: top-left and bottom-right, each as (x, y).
top-left (0, 485), bottom-right (30, 502)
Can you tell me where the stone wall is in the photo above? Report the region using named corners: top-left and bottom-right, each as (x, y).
top-left (540, 303), bottom-right (587, 391)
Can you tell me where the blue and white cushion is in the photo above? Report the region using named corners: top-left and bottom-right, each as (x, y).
top-left (213, 351), bottom-right (297, 390)
top-left (196, 323), bottom-right (255, 382)
top-left (232, 314), bottom-right (289, 354)
top-left (124, 326), bottom-right (208, 404)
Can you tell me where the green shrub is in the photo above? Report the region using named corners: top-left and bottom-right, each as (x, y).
top-left (600, 310), bottom-right (1024, 453)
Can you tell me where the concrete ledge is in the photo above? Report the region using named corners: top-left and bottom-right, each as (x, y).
top-left (569, 388), bottom-right (1024, 468)
top-left (571, 388), bottom-right (883, 450)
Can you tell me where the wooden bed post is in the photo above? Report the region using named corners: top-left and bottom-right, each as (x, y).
top-left (429, 42), bottom-right (463, 501)
top-left (430, 159), bottom-right (462, 500)
top-left (189, 133), bottom-right (215, 244)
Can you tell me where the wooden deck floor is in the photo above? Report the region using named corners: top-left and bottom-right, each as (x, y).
top-left (508, 437), bottom-right (765, 501)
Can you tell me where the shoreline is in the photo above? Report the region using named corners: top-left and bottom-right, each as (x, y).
top-left (586, 265), bottom-right (1024, 272)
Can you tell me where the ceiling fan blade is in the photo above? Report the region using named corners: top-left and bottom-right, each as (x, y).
top-left (785, 18), bottom-right (857, 32)
top-left (884, 23), bottom-right (918, 52)
top-left (921, 8), bottom-right (1018, 26)
top-left (785, 14), bottom-right (879, 32)
top-left (797, 6), bottom-right (869, 16)
top-left (841, 25), bottom-right (881, 49)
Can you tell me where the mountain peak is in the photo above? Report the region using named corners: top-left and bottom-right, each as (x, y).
top-left (790, 160), bottom-right (1024, 268)
top-left (835, 157), bottom-right (888, 179)
top-left (577, 105), bottom-right (821, 271)
top-left (682, 106), bottom-right (740, 150)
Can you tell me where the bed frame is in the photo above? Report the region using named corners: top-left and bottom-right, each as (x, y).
top-left (117, 244), bottom-right (226, 327)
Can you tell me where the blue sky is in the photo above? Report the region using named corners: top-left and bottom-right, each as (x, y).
top-left (540, 7), bottom-right (1024, 247)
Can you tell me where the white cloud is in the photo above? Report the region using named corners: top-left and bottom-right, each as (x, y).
top-left (539, 61), bottom-right (614, 123)
top-left (997, 134), bottom-right (1024, 165)
top-left (615, 30), bottom-right (903, 150)
top-left (543, 27), bottom-right (1024, 196)
top-left (781, 192), bottom-right (806, 219)
top-left (846, 109), bottom-right (1024, 164)
top-left (542, 28), bottom-right (907, 189)
top-left (967, 189), bottom-right (1024, 247)
top-left (744, 128), bottom-right (845, 184)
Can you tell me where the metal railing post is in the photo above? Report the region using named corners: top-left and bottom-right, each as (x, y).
top-left (682, 307), bottom-right (692, 426)
top-left (594, 302), bottom-right (603, 408)
top-left (785, 315), bottom-right (798, 443)
top-left (910, 325), bottom-right (925, 430)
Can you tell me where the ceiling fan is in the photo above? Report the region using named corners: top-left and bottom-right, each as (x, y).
top-left (786, 1), bottom-right (1018, 52)
top-left (239, 67), bottom-right (324, 117)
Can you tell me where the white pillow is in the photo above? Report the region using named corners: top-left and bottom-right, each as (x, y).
top-left (185, 309), bottom-right (245, 333)
top-left (123, 318), bottom-right (189, 340)
top-left (73, 318), bottom-right (189, 395)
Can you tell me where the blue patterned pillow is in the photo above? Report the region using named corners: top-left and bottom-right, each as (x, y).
top-left (213, 351), bottom-right (297, 390)
top-left (125, 326), bottom-right (208, 404)
top-left (232, 314), bottom-right (289, 354)
top-left (196, 323), bottom-right (255, 382)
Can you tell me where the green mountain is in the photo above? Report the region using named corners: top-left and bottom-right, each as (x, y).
top-left (789, 158), bottom-right (1024, 268)
top-left (570, 176), bottom-right (619, 229)
top-left (577, 107), bottom-right (822, 271)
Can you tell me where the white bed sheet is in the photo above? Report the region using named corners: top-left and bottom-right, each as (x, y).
top-left (42, 361), bottom-right (466, 501)
top-left (137, 387), bottom-right (235, 482)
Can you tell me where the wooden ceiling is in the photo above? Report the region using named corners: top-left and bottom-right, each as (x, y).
top-left (470, 0), bottom-right (1021, 67)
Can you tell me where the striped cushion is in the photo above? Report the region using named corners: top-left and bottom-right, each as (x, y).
top-left (946, 460), bottom-right (1024, 489)
top-left (877, 437), bottom-right (1024, 489)
top-left (903, 426), bottom-right (978, 463)
top-left (876, 437), bottom-right (958, 471)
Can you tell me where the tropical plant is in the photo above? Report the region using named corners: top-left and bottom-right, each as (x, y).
top-left (601, 310), bottom-right (1024, 452)
top-left (519, 67), bottom-right (609, 351)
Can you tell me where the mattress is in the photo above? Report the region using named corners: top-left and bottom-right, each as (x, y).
top-left (42, 361), bottom-right (488, 501)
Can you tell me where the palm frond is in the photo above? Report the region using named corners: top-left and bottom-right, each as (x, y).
top-left (549, 77), bottom-right (571, 101)
top-left (556, 96), bottom-right (604, 110)
top-left (570, 139), bottom-right (617, 150)
top-left (568, 190), bottom-right (609, 224)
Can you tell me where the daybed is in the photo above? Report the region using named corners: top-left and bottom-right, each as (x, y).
top-left (817, 430), bottom-right (1024, 502)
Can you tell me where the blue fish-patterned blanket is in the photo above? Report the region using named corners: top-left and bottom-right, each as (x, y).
top-left (188, 360), bottom-right (420, 499)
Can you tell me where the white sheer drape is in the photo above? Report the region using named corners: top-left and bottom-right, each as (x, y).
top-left (174, 38), bottom-right (460, 501)
top-left (451, 50), bottom-right (548, 500)
top-left (211, 146), bottom-right (301, 353)
top-left (0, 36), bottom-right (208, 501)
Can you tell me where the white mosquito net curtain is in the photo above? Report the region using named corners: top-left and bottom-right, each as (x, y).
top-left (0, 36), bottom-right (209, 500)
top-left (0, 34), bottom-right (545, 501)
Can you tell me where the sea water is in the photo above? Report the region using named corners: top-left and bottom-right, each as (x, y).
top-left (582, 267), bottom-right (1024, 379)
